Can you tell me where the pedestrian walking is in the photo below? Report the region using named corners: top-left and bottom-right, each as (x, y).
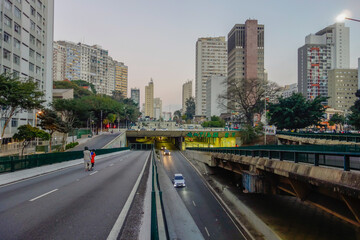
top-left (83, 146), bottom-right (91, 171)
top-left (90, 149), bottom-right (96, 170)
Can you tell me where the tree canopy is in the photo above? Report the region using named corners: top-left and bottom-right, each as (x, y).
top-left (268, 93), bottom-right (327, 130)
top-left (13, 124), bottom-right (49, 155)
top-left (202, 116), bottom-right (225, 128)
top-left (0, 74), bottom-right (44, 138)
top-left (348, 90), bottom-right (360, 130)
top-left (53, 80), bottom-right (93, 99)
top-left (185, 97), bottom-right (195, 120)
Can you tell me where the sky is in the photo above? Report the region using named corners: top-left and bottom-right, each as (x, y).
top-left (54, 0), bottom-right (360, 112)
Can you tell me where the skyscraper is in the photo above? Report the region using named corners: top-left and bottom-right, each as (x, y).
top-left (298, 23), bottom-right (349, 100)
top-left (115, 62), bottom-right (128, 98)
top-left (195, 37), bottom-right (227, 116)
top-left (154, 98), bottom-right (162, 120)
top-left (145, 79), bottom-right (154, 118)
top-left (1, 0), bottom-right (54, 141)
top-left (131, 88), bottom-right (140, 108)
top-left (227, 20), bottom-right (265, 83)
top-left (182, 80), bottom-right (193, 114)
top-left (227, 20), bottom-right (265, 111)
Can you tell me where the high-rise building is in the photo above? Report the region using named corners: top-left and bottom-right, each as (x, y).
top-left (206, 75), bottom-right (227, 119)
top-left (227, 20), bottom-right (265, 111)
top-left (1, 0), bottom-right (54, 141)
top-left (228, 20), bottom-right (265, 83)
top-left (53, 41), bottom-right (126, 96)
top-left (195, 37), bottom-right (227, 116)
top-left (328, 69), bottom-right (357, 113)
top-left (298, 23), bottom-right (349, 100)
top-left (182, 80), bottom-right (193, 114)
top-left (115, 62), bottom-right (128, 98)
top-left (145, 79), bottom-right (154, 118)
top-left (154, 98), bottom-right (162, 120)
top-left (131, 88), bottom-right (140, 108)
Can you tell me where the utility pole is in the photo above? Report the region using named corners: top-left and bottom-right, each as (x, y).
top-left (100, 110), bottom-right (103, 133)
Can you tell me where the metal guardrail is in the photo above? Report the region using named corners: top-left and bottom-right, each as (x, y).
top-left (187, 145), bottom-right (360, 171)
top-left (0, 147), bottom-right (129, 173)
top-left (277, 131), bottom-right (360, 143)
top-left (151, 148), bottom-right (169, 240)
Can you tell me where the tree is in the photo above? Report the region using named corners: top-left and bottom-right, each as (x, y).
top-left (53, 80), bottom-right (93, 99)
top-left (72, 80), bottom-right (97, 94)
top-left (348, 90), bottom-right (360, 130)
top-left (202, 116), bottom-right (225, 128)
top-left (185, 97), bottom-right (195, 120)
top-left (268, 93), bottom-right (327, 131)
top-left (38, 109), bottom-right (66, 152)
top-left (173, 110), bottom-right (182, 123)
top-left (329, 113), bottom-right (345, 129)
top-left (13, 124), bottom-right (49, 156)
top-left (0, 74), bottom-right (45, 139)
top-left (218, 78), bottom-right (281, 125)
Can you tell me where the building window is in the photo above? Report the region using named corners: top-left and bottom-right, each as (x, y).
top-left (29, 62), bottom-right (34, 72)
top-left (3, 49), bottom-right (11, 61)
top-left (13, 54), bottom-right (20, 65)
top-left (14, 23), bottom-right (21, 34)
top-left (36, 39), bottom-right (41, 48)
top-left (3, 66), bottom-right (10, 74)
top-left (37, 13), bottom-right (42, 22)
top-left (11, 118), bottom-right (18, 128)
top-left (31, 7), bottom-right (36, 16)
top-left (30, 34), bottom-right (35, 44)
top-left (36, 26), bottom-right (41, 35)
top-left (29, 48), bottom-right (35, 58)
top-left (36, 52), bottom-right (41, 62)
top-left (4, 32), bottom-right (11, 44)
top-left (4, 0), bottom-right (12, 10)
top-left (4, 15), bottom-right (12, 27)
top-left (30, 20), bottom-right (35, 30)
top-left (14, 7), bottom-right (21, 19)
top-left (36, 66), bottom-right (41, 74)
top-left (13, 70), bottom-right (20, 78)
top-left (14, 38), bottom-right (20, 49)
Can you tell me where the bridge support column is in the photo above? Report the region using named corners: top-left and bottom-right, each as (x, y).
top-left (314, 153), bottom-right (319, 166)
top-left (344, 155), bottom-right (350, 171)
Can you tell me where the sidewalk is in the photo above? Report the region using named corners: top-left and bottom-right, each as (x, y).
top-left (0, 151), bottom-right (128, 186)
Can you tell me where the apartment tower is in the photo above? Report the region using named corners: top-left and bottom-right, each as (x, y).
top-left (115, 61), bottom-right (128, 98)
top-left (145, 79), bottom-right (154, 118)
top-left (298, 23), bottom-right (349, 100)
top-left (0, 0), bottom-right (54, 141)
top-left (195, 37), bottom-right (227, 116)
top-left (182, 80), bottom-right (193, 114)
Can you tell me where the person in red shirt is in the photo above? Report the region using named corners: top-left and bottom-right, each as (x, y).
top-left (90, 149), bottom-right (96, 171)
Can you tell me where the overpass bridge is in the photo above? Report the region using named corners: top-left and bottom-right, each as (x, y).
top-left (277, 131), bottom-right (360, 145)
top-left (186, 145), bottom-right (360, 227)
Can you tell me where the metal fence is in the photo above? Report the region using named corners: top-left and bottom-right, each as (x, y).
top-left (0, 147), bottom-right (129, 173)
top-left (277, 131), bottom-right (360, 143)
top-left (187, 145), bottom-right (360, 171)
top-left (151, 148), bottom-right (169, 240)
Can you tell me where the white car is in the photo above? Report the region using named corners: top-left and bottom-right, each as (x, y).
top-left (172, 173), bottom-right (185, 187)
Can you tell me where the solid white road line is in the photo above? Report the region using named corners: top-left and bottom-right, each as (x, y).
top-left (109, 163), bottom-right (114, 167)
top-left (29, 189), bottom-right (58, 202)
top-left (106, 152), bottom-right (150, 240)
top-left (205, 227), bottom-right (210, 237)
top-left (193, 200), bottom-right (196, 207)
top-left (89, 171), bottom-right (98, 175)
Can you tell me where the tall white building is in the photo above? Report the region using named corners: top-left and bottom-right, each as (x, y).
top-left (1, 0), bottom-right (54, 141)
top-left (298, 22), bottom-right (349, 100)
top-left (206, 75), bottom-right (227, 119)
top-left (154, 98), bottom-right (162, 120)
top-left (195, 37), bottom-right (227, 116)
top-left (182, 80), bottom-right (192, 114)
top-left (282, 83), bottom-right (298, 98)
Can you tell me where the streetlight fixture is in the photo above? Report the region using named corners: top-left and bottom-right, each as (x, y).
top-left (35, 111), bottom-right (42, 126)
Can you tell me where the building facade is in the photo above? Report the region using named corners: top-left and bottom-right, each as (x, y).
top-left (206, 75), bottom-right (227, 119)
top-left (182, 80), bottom-right (193, 114)
top-left (115, 61), bottom-right (128, 98)
top-left (53, 41), bottom-right (127, 96)
top-left (227, 20), bottom-right (265, 111)
top-left (145, 79), bottom-right (154, 118)
top-left (0, 0), bottom-right (54, 141)
top-left (195, 37), bottom-right (227, 115)
top-left (282, 83), bottom-right (298, 98)
top-left (154, 98), bottom-right (162, 120)
top-left (298, 23), bottom-right (350, 100)
top-left (131, 88), bottom-right (140, 108)
top-left (328, 69), bottom-right (358, 113)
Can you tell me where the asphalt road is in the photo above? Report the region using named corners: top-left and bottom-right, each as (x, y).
top-left (0, 150), bottom-right (149, 240)
top-left (160, 150), bottom-right (245, 240)
top-left (70, 132), bottom-right (122, 151)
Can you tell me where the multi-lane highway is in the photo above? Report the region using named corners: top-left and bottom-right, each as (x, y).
top-left (160, 149), bottom-right (246, 240)
top-left (0, 150), bottom-right (148, 240)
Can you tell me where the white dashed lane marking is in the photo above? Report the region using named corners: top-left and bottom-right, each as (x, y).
top-left (90, 171), bottom-right (98, 175)
top-left (205, 227), bottom-right (210, 237)
top-left (30, 189), bottom-right (58, 202)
